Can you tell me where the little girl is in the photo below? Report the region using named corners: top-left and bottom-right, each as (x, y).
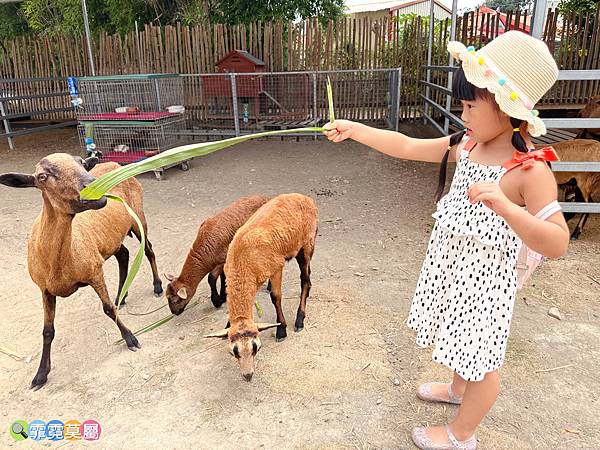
top-left (325, 31), bottom-right (570, 449)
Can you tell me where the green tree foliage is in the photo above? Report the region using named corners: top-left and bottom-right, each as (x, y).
top-left (178, 0), bottom-right (346, 26)
top-left (21, 0), bottom-right (110, 36)
top-left (558, 0), bottom-right (599, 14)
top-left (0, 3), bottom-right (30, 40)
top-left (486, 0), bottom-right (533, 12)
top-left (1, 0), bottom-right (346, 38)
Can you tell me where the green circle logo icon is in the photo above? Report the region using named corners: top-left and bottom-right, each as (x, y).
top-left (10, 420), bottom-right (29, 441)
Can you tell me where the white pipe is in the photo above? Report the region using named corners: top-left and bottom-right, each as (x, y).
top-left (81, 0), bottom-right (96, 75)
top-left (531, 0), bottom-right (548, 39)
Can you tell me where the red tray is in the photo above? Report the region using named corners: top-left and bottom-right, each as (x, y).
top-left (101, 152), bottom-right (148, 164)
top-left (80, 112), bottom-right (177, 121)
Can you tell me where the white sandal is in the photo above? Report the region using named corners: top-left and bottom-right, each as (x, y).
top-left (411, 425), bottom-right (477, 450)
top-left (417, 382), bottom-right (463, 405)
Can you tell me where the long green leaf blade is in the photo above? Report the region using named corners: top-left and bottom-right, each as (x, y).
top-left (114, 298), bottom-right (202, 344)
top-left (81, 127), bottom-right (325, 200)
top-left (327, 76), bottom-right (335, 123)
top-left (105, 194), bottom-right (145, 310)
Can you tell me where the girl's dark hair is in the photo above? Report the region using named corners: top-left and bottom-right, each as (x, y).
top-left (434, 130), bottom-right (466, 203)
top-left (434, 66), bottom-right (530, 203)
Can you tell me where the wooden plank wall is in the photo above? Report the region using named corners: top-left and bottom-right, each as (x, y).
top-left (1, 7), bottom-right (598, 121)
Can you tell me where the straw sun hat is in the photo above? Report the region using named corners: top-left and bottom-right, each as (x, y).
top-left (447, 30), bottom-right (558, 136)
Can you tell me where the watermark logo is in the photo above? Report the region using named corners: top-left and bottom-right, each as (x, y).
top-left (81, 419), bottom-right (101, 441)
top-left (28, 420), bottom-right (46, 441)
top-left (46, 420), bottom-right (65, 441)
top-left (9, 419), bottom-right (102, 442)
top-left (9, 421), bottom-right (28, 442)
top-left (64, 420), bottom-right (82, 441)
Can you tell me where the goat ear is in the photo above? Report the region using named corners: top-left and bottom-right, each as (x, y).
top-left (164, 272), bottom-right (175, 282)
top-left (0, 173), bottom-right (36, 188)
top-left (204, 328), bottom-right (229, 339)
top-left (177, 287), bottom-right (188, 299)
top-left (256, 322), bottom-right (281, 332)
top-left (83, 156), bottom-right (99, 171)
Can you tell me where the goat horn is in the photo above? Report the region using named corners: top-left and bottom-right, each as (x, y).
top-left (163, 272), bottom-right (175, 282)
top-left (204, 328), bottom-right (229, 339)
top-left (256, 322), bottom-right (281, 332)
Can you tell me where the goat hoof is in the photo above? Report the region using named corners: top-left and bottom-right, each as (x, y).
top-left (294, 313), bottom-right (305, 332)
top-left (30, 375), bottom-right (48, 391)
top-left (275, 329), bottom-right (287, 342)
top-left (154, 283), bottom-right (164, 297)
top-left (125, 334), bottom-right (141, 351)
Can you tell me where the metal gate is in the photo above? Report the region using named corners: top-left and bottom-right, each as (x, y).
top-left (180, 68), bottom-right (402, 136)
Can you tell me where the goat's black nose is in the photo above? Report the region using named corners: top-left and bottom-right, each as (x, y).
top-left (243, 373), bottom-right (253, 382)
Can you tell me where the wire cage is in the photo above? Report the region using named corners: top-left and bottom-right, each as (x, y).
top-left (182, 69), bottom-right (401, 134)
top-left (73, 74), bottom-right (189, 178)
top-left (78, 116), bottom-right (187, 163)
top-left (75, 74), bottom-right (184, 119)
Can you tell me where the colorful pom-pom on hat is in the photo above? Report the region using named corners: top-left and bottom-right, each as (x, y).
top-left (447, 31), bottom-right (559, 137)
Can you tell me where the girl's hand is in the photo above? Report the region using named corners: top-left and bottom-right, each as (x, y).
top-left (323, 120), bottom-right (357, 142)
top-left (468, 182), bottom-right (516, 218)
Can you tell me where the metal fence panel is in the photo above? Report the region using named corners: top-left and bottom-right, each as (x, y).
top-left (0, 77), bottom-right (75, 150)
top-left (181, 68), bottom-right (402, 136)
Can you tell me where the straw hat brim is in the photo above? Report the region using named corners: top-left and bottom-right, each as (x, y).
top-left (448, 41), bottom-right (546, 137)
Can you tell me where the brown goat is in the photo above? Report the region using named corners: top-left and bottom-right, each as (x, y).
top-left (576, 95), bottom-right (600, 139)
top-left (0, 154), bottom-right (162, 390)
top-left (206, 193), bottom-right (318, 381)
top-left (550, 139), bottom-right (600, 239)
top-left (165, 195), bottom-right (270, 315)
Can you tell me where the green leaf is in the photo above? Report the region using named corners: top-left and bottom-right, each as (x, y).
top-left (114, 297), bottom-right (203, 344)
top-left (82, 96), bottom-right (337, 339)
top-left (255, 300), bottom-right (263, 318)
top-left (105, 194), bottom-right (145, 309)
top-left (327, 76), bottom-right (335, 123)
top-left (81, 127), bottom-right (325, 201)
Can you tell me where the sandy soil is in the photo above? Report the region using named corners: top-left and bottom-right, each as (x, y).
top-left (0, 127), bottom-right (598, 449)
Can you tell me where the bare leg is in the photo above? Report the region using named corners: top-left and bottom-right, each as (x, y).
top-left (31, 291), bottom-right (56, 390)
top-left (423, 371), bottom-right (468, 400)
top-left (419, 370), bottom-right (500, 444)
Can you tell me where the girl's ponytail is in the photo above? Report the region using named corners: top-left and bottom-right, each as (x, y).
top-left (434, 129), bottom-right (467, 203)
top-left (510, 117), bottom-right (529, 153)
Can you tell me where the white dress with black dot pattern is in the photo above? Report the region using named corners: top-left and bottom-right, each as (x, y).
top-left (406, 140), bottom-right (521, 382)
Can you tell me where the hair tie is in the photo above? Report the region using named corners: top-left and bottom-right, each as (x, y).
top-left (513, 128), bottom-right (520, 132)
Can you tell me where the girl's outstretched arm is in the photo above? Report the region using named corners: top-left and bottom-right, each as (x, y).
top-left (468, 162), bottom-right (570, 259)
top-left (324, 120), bottom-right (454, 163)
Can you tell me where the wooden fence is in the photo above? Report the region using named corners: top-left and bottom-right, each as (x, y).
top-left (1, 7), bottom-right (598, 121)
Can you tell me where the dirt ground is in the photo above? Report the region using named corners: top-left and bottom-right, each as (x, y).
top-left (0, 127), bottom-right (599, 449)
